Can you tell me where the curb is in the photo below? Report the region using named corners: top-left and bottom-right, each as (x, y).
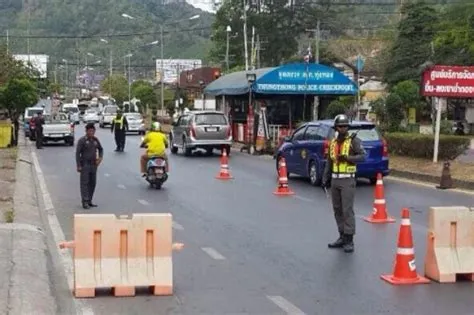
top-left (389, 169), bottom-right (474, 191)
top-left (6, 133), bottom-right (58, 314)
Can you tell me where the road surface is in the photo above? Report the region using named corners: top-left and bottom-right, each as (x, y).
top-left (35, 127), bottom-right (474, 315)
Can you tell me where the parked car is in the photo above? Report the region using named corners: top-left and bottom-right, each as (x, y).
top-left (42, 113), bottom-right (75, 146)
top-left (123, 112), bottom-right (145, 135)
top-left (62, 104), bottom-right (80, 125)
top-left (23, 107), bottom-right (44, 139)
top-left (170, 110), bottom-right (232, 156)
top-left (99, 105), bottom-right (118, 128)
top-left (83, 109), bottom-right (100, 123)
top-left (274, 120), bottom-right (389, 186)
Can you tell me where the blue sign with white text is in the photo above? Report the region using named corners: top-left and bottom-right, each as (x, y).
top-left (252, 63), bottom-right (358, 95)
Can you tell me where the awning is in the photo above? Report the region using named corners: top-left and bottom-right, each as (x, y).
top-left (253, 63), bottom-right (358, 95)
top-left (204, 67), bottom-right (275, 96)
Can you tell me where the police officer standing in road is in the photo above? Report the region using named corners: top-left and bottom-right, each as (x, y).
top-left (34, 112), bottom-right (45, 149)
top-left (76, 123), bottom-right (104, 209)
top-left (111, 109), bottom-right (128, 152)
top-left (322, 114), bottom-right (366, 253)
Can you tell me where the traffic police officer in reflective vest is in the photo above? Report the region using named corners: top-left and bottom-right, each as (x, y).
top-left (322, 114), bottom-right (366, 253)
top-left (76, 123), bottom-right (104, 209)
top-left (111, 109), bottom-right (128, 152)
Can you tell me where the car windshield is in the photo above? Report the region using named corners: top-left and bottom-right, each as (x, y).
top-left (27, 109), bottom-right (43, 117)
top-left (104, 107), bottom-right (117, 114)
top-left (64, 107), bottom-right (78, 113)
top-left (86, 109), bottom-right (97, 114)
top-left (328, 125), bottom-right (381, 141)
top-left (194, 113), bottom-right (227, 125)
top-left (44, 114), bottom-right (69, 124)
top-left (125, 113), bottom-right (142, 120)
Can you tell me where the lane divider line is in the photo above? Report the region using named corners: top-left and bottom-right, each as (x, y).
top-left (201, 247), bottom-right (226, 260)
top-left (294, 195), bottom-right (313, 203)
top-left (266, 295), bottom-right (306, 315)
top-left (117, 184), bottom-right (126, 189)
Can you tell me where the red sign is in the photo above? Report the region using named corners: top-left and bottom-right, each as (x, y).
top-left (422, 65), bottom-right (474, 98)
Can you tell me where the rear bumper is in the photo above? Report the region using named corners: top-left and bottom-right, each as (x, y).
top-left (43, 134), bottom-right (74, 142)
top-left (187, 139), bottom-right (232, 148)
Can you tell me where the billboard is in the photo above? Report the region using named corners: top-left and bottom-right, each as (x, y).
top-left (155, 59), bottom-right (202, 84)
top-left (421, 65), bottom-right (474, 98)
top-left (12, 54), bottom-right (49, 79)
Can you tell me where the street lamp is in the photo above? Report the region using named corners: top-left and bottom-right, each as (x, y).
top-left (226, 25), bottom-right (232, 72)
top-left (241, 72), bottom-right (256, 154)
top-left (124, 52), bottom-right (133, 106)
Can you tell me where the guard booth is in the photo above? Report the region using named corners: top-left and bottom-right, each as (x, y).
top-left (204, 63), bottom-right (358, 151)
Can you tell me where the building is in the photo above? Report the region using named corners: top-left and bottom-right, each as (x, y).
top-left (179, 67), bottom-right (221, 103)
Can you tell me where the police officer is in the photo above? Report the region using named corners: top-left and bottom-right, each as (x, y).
top-left (34, 112), bottom-right (45, 149)
top-left (111, 109), bottom-right (128, 152)
top-left (322, 114), bottom-right (366, 253)
top-left (76, 123), bottom-right (104, 209)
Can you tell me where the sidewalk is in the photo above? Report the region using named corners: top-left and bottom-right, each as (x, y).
top-left (0, 135), bottom-right (57, 314)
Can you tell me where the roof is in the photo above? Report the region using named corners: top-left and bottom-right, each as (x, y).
top-left (307, 119), bottom-right (376, 126)
top-left (204, 67), bottom-right (276, 96)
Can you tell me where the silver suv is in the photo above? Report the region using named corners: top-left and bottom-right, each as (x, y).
top-left (170, 110), bottom-right (232, 156)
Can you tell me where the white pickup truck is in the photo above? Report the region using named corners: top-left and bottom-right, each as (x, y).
top-left (42, 113), bottom-right (75, 146)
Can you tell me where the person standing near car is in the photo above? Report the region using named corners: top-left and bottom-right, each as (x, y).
top-left (111, 109), bottom-right (128, 152)
top-left (322, 114), bottom-right (366, 253)
top-left (34, 112), bottom-right (45, 149)
top-left (76, 123), bottom-right (104, 209)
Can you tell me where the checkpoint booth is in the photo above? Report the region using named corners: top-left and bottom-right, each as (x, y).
top-left (204, 63), bottom-right (358, 152)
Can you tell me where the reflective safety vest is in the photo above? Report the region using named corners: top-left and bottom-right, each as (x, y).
top-left (113, 116), bottom-right (124, 130)
top-left (329, 137), bottom-right (356, 174)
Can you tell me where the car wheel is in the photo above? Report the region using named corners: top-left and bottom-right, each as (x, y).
top-left (182, 138), bottom-right (192, 156)
top-left (308, 160), bottom-right (321, 186)
top-left (369, 177), bottom-right (377, 185)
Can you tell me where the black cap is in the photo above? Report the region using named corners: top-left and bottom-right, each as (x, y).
top-left (85, 122), bottom-right (96, 130)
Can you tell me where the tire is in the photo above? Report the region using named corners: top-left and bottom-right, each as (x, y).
top-left (206, 148), bottom-right (213, 155)
top-left (171, 145), bottom-right (178, 154)
top-left (182, 138), bottom-right (192, 156)
top-left (369, 177), bottom-right (377, 185)
top-left (308, 160), bottom-right (321, 186)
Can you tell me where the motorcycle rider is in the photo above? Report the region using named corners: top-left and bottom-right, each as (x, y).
top-left (140, 121), bottom-right (169, 177)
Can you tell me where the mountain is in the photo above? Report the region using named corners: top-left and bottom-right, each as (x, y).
top-left (0, 0), bottom-right (215, 78)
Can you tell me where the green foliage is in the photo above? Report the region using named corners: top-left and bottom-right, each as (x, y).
top-left (131, 80), bottom-right (156, 111)
top-left (390, 80), bottom-right (424, 110)
top-left (383, 2), bottom-right (438, 87)
top-left (324, 100), bottom-right (349, 119)
top-left (385, 132), bottom-right (470, 160)
top-left (385, 93), bottom-right (404, 131)
top-left (0, 78), bottom-right (39, 114)
top-left (48, 82), bottom-right (63, 94)
top-left (100, 75), bottom-right (128, 105)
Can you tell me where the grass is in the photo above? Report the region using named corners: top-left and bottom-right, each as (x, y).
top-left (4, 209), bottom-right (14, 223)
top-left (390, 155), bottom-right (474, 182)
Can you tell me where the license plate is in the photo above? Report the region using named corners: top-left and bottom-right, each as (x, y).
top-left (49, 134), bottom-right (63, 138)
top-left (206, 127), bottom-right (218, 132)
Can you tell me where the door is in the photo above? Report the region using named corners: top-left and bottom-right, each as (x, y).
top-left (173, 115), bottom-right (187, 146)
top-left (286, 125), bottom-right (307, 174)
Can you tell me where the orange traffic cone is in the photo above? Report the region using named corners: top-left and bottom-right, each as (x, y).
top-left (273, 157), bottom-right (294, 196)
top-left (364, 173), bottom-right (395, 224)
top-left (215, 150), bottom-right (233, 180)
top-left (381, 208), bottom-right (430, 285)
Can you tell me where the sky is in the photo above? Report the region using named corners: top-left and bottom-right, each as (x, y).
top-left (185, 0), bottom-right (217, 13)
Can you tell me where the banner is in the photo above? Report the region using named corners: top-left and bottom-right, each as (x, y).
top-left (421, 65), bottom-right (474, 98)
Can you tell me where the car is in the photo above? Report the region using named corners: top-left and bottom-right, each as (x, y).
top-left (274, 119), bottom-right (389, 186)
top-left (83, 109), bottom-right (100, 123)
top-left (170, 110), bottom-right (232, 156)
top-left (62, 104), bottom-right (80, 125)
top-left (99, 105), bottom-right (118, 128)
top-left (123, 112), bottom-right (145, 135)
top-left (42, 113), bottom-right (75, 146)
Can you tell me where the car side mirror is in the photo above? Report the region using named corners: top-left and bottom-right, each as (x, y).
top-left (284, 136), bottom-right (291, 142)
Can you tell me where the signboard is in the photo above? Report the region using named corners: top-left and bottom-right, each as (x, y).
top-left (12, 54), bottom-right (49, 79)
top-left (253, 63), bottom-right (357, 95)
top-left (421, 65), bottom-right (474, 98)
top-left (155, 59), bottom-right (202, 84)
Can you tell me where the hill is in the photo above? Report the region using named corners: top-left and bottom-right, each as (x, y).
top-left (0, 0), bottom-right (215, 76)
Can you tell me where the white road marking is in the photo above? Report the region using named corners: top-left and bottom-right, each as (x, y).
top-left (117, 184), bottom-right (126, 189)
top-left (294, 195), bottom-right (313, 203)
top-left (104, 173), bottom-right (110, 177)
top-left (172, 221), bottom-right (184, 230)
top-left (201, 247), bottom-right (226, 260)
top-left (267, 296), bottom-right (306, 315)
top-left (137, 199), bottom-right (149, 206)
top-left (31, 151), bottom-right (95, 315)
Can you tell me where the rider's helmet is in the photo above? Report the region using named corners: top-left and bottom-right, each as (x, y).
top-left (151, 121), bottom-right (161, 131)
top-left (334, 114), bottom-right (350, 128)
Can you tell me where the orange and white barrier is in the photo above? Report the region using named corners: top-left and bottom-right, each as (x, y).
top-left (364, 173), bottom-right (395, 224)
top-left (425, 206), bottom-right (474, 283)
top-left (59, 213), bottom-right (183, 298)
top-left (381, 208), bottom-right (430, 285)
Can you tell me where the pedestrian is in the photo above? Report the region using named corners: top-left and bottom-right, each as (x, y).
top-left (111, 109), bottom-right (128, 152)
top-left (322, 114), bottom-right (366, 253)
top-left (76, 122), bottom-right (104, 209)
top-left (34, 112), bottom-right (45, 149)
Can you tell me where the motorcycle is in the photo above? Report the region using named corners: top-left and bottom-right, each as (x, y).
top-left (140, 137), bottom-right (168, 189)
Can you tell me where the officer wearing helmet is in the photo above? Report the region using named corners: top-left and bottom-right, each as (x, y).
top-left (111, 108), bottom-right (128, 152)
top-left (139, 121), bottom-right (169, 176)
top-left (322, 114), bottom-right (366, 253)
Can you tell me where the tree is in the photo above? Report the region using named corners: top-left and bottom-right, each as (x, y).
top-left (383, 2), bottom-right (438, 87)
top-left (0, 78), bottom-right (39, 115)
top-left (384, 93), bottom-right (405, 132)
top-left (391, 80), bottom-right (424, 110)
top-left (100, 74), bottom-right (128, 105)
top-left (131, 81), bottom-right (156, 113)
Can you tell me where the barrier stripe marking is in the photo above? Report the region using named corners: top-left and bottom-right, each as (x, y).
top-left (201, 247), bottom-right (226, 260)
top-left (137, 199), bottom-right (149, 206)
top-left (267, 296), bottom-right (306, 315)
top-left (172, 221), bottom-right (184, 230)
top-left (117, 184), bottom-right (126, 189)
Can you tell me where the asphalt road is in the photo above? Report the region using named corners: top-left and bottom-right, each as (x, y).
top-left (36, 126), bottom-right (474, 315)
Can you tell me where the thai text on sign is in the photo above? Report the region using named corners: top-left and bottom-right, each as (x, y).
top-left (421, 65), bottom-right (474, 98)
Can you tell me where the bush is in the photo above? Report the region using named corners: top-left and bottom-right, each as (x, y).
top-left (385, 132), bottom-right (470, 160)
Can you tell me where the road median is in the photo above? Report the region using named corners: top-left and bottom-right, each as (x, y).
top-left (0, 135), bottom-right (57, 314)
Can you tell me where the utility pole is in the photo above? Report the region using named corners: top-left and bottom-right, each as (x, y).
top-left (160, 24), bottom-right (164, 112)
top-left (305, 19), bottom-right (320, 64)
top-left (128, 52), bottom-right (131, 105)
top-left (243, 0), bottom-right (249, 71)
top-left (251, 26), bottom-right (255, 70)
top-left (6, 30), bottom-right (9, 54)
top-left (256, 34), bottom-right (261, 69)
top-left (27, 9), bottom-right (31, 63)
top-left (225, 25), bottom-right (231, 72)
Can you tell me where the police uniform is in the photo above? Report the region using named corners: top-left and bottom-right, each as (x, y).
top-left (34, 115), bottom-right (44, 149)
top-left (111, 114), bottom-right (128, 152)
top-left (76, 133), bottom-right (104, 209)
top-left (322, 115), bottom-right (366, 253)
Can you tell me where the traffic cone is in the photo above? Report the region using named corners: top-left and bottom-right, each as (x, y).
top-left (215, 150), bottom-right (233, 180)
top-left (273, 157), bottom-right (295, 196)
top-left (381, 208), bottom-right (430, 285)
top-left (364, 173), bottom-right (395, 224)
top-left (436, 161), bottom-right (453, 189)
